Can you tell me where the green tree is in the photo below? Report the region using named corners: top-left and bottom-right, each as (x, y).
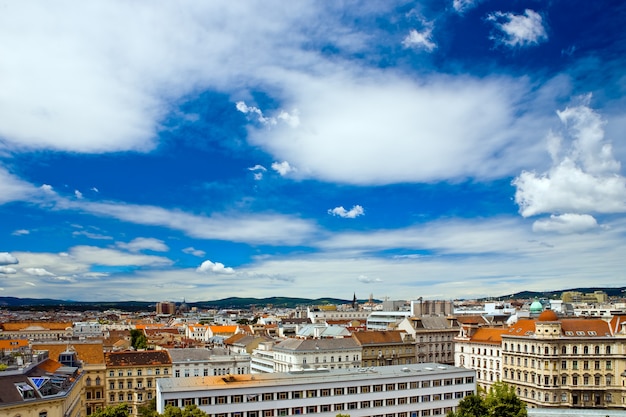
top-left (448, 382), bottom-right (526, 417)
top-left (90, 404), bottom-right (130, 417)
top-left (484, 382), bottom-right (527, 417)
top-left (161, 405), bottom-right (209, 417)
top-left (130, 329), bottom-right (148, 350)
top-left (138, 398), bottom-right (158, 417)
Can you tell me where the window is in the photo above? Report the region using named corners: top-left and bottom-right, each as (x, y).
top-left (361, 401), bottom-right (371, 408)
top-left (607, 361), bottom-right (612, 370)
top-left (200, 398), bottom-right (210, 405)
top-left (373, 384), bottom-right (383, 392)
top-left (306, 390), bottom-right (317, 398)
top-left (347, 402), bottom-right (358, 410)
top-left (334, 387), bottom-right (344, 395)
top-left (156, 369), bottom-right (161, 375)
top-left (216, 396), bottom-right (227, 404)
top-left (306, 406), bottom-right (317, 413)
top-left (109, 371), bottom-right (114, 377)
top-left (278, 392), bottom-right (288, 400)
top-left (361, 385), bottom-right (370, 393)
top-left (386, 383), bottom-right (395, 391)
top-left (263, 393), bottom-right (273, 401)
top-left (138, 394), bottom-right (143, 401)
top-left (233, 395), bottom-right (243, 403)
top-left (386, 399), bottom-right (396, 406)
top-left (348, 386), bottom-right (357, 394)
top-left (321, 405), bottom-right (331, 412)
top-left (561, 360), bottom-right (567, 369)
top-left (321, 389), bottom-right (331, 397)
top-left (127, 394), bottom-right (132, 401)
top-left (292, 407), bottom-right (303, 415)
top-left (127, 370), bottom-right (132, 376)
top-left (175, 370), bottom-right (180, 378)
top-left (374, 400), bottom-right (383, 407)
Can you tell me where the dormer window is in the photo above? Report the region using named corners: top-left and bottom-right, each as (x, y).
top-left (15, 383), bottom-right (35, 400)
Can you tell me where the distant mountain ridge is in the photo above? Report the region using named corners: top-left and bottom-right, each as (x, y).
top-left (1, 286), bottom-right (624, 311)
top-left (0, 296), bottom-right (358, 311)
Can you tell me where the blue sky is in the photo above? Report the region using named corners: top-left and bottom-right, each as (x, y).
top-left (1, 1), bottom-right (625, 302)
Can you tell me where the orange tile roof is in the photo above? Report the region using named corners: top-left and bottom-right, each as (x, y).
top-left (352, 330), bottom-right (407, 345)
top-left (504, 319), bottom-right (536, 337)
top-left (469, 328), bottom-right (506, 345)
top-left (0, 339), bottom-right (29, 350)
top-left (210, 325), bottom-right (238, 334)
top-left (37, 358), bottom-right (62, 373)
top-left (32, 342), bottom-right (105, 365)
top-left (1, 321), bottom-right (72, 331)
top-left (560, 319), bottom-right (612, 337)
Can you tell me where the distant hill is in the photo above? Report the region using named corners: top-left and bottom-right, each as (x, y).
top-left (501, 286), bottom-right (626, 300)
top-left (0, 296), bottom-right (360, 311)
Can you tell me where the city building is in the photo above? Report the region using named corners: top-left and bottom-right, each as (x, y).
top-left (168, 348), bottom-right (251, 378)
top-left (0, 349), bottom-right (83, 417)
top-left (307, 306), bottom-right (370, 324)
top-left (156, 363), bottom-right (477, 416)
top-left (104, 350), bottom-right (173, 415)
top-left (271, 337), bottom-right (361, 372)
top-left (366, 311), bottom-right (411, 330)
top-left (397, 316), bottom-right (458, 365)
top-left (454, 326), bottom-right (506, 391)
top-left (156, 302), bottom-right (177, 316)
top-left (0, 321), bottom-right (72, 341)
top-left (352, 331), bottom-right (415, 367)
top-left (32, 341), bottom-right (106, 416)
top-left (501, 310), bottom-right (626, 410)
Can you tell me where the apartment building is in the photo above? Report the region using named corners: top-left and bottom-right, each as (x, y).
top-left (104, 350), bottom-right (173, 415)
top-left (271, 337), bottom-right (361, 372)
top-left (454, 326), bottom-right (506, 391)
top-left (0, 350), bottom-right (82, 417)
top-left (168, 348), bottom-right (251, 378)
top-left (33, 341), bottom-right (106, 416)
top-left (501, 309), bottom-right (626, 410)
top-left (352, 331), bottom-right (416, 367)
top-left (0, 321), bottom-right (72, 341)
top-left (397, 316), bottom-right (458, 365)
top-left (156, 363), bottom-right (477, 417)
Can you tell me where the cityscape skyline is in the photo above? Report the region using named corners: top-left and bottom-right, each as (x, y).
top-left (1, 1), bottom-right (626, 302)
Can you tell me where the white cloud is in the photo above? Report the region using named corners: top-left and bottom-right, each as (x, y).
top-left (91, 187), bottom-right (99, 193)
top-left (72, 230), bottom-right (113, 240)
top-left (513, 101), bottom-right (626, 218)
top-left (271, 161), bottom-right (296, 176)
top-left (402, 28), bottom-right (437, 52)
top-left (0, 252), bottom-right (18, 265)
top-left (12, 229), bottom-right (30, 236)
top-left (248, 164), bottom-right (267, 172)
top-left (117, 237), bottom-right (169, 253)
top-left (0, 266), bottom-right (17, 274)
top-left (244, 72), bottom-right (552, 184)
top-left (328, 205), bottom-right (365, 219)
top-left (183, 247), bottom-right (206, 257)
top-left (196, 260), bottom-right (235, 275)
top-left (488, 9), bottom-right (548, 48)
top-left (236, 102), bottom-right (300, 128)
top-left (70, 246), bottom-right (173, 267)
top-left (452, 0), bottom-right (480, 13)
top-left (23, 267), bottom-right (56, 277)
top-left (74, 189), bottom-right (83, 199)
top-left (357, 275), bottom-right (383, 283)
top-left (0, 167), bottom-right (41, 204)
top-left (532, 214), bottom-right (598, 234)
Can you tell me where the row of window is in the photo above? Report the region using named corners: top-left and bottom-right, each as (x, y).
top-left (504, 369), bottom-right (613, 386)
top-left (503, 343), bottom-right (612, 355)
top-left (109, 380), bottom-right (154, 389)
top-left (109, 391), bottom-right (153, 402)
top-left (174, 367), bottom-right (248, 377)
top-left (165, 392), bottom-right (472, 409)
top-left (108, 368), bottom-right (169, 377)
top-left (515, 388), bottom-right (612, 404)
top-left (504, 356), bottom-right (612, 371)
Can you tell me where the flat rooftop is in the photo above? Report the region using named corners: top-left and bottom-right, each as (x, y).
top-left (158, 363), bottom-right (474, 392)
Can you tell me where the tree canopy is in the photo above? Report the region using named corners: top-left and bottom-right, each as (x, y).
top-left (448, 382), bottom-right (527, 417)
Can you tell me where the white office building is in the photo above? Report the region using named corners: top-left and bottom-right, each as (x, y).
top-left (156, 363), bottom-right (476, 417)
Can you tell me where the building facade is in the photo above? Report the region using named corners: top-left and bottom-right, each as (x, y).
top-left (352, 331), bottom-right (416, 367)
top-left (156, 363), bottom-right (477, 417)
top-left (271, 337), bottom-right (361, 372)
top-left (104, 350), bottom-right (173, 415)
top-left (168, 348), bottom-right (251, 378)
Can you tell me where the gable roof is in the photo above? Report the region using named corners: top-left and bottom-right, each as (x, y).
top-left (104, 350), bottom-right (171, 367)
top-left (469, 328), bottom-right (506, 345)
top-left (32, 342), bottom-right (105, 365)
top-left (351, 330), bottom-right (407, 345)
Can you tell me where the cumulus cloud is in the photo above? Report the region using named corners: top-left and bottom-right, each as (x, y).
top-left (23, 267), bottom-right (56, 277)
top-left (0, 252), bottom-right (18, 265)
top-left (117, 237), bottom-right (169, 253)
top-left (357, 275), bottom-right (383, 283)
top-left (453, 0), bottom-right (480, 13)
top-left (532, 214), bottom-right (598, 234)
top-left (488, 9), bottom-right (548, 48)
top-left (74, 190), bottom-right (83, 199)
top-left (244, 72), bottom-right (549, 185)
top-left (70, 246), bottom-right (173, 267)
top-left (402, 28), bottom-right (437, 52)
top-left (0, 266), bottom-right (17, 274)
top-left (328, 205), bottom-right (365, 218)
top-left (183, 247), bottom-right (206, 257)
top-left (12, 229), bottom-right (30, 236)
top-left (236, 102), bottom-right (300, 128)
top-left (196, 260), bottom-right (235, 275)
top-left (271, 161), bottom-right (296, 176)
top-left (513, 100), bottom-right (626, 218)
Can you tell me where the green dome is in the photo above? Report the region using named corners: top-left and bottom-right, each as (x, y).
top-left (530, 300), bottom-right (543, 313)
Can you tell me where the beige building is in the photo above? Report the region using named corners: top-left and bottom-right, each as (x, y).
top-left (0, 350), bottom-right (82, 417)
top-left (561, 291), bottom-right (608, 304)
top-left (104, 350), bottom-right (173, 415)
top-left (454, 325), bottom-right (506, 391)
top-left (352, 330), bottom-right (415, 367)
top-left (397, 316), bottom-right (458, 365)
top-left (501, 310), bottom-right (626, 410)
top-left (33, 341), bottom-right (106, 416)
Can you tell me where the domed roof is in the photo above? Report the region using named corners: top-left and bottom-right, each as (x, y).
top-left (529, 300), bottom-right (543, 313)
top-left (538, 309), bottom-right (558, 322)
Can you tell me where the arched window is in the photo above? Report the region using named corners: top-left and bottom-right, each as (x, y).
top-left (594, 346), bottom-right (600, 354)
top-left (606, 346), bottom-right (611, 354)
top-left (562, 346), bottom-right (567, 354)
top-left (584, 346), bottom-right (589, 354)
top-left (544, 347), bottom-right (549, 355)
top-left (573, 346), bottom-right (578, 354)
